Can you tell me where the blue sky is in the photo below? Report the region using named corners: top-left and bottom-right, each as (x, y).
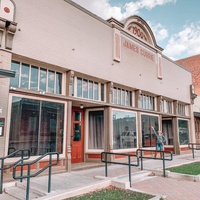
top-left (72, 0), bottom-right (200, 60)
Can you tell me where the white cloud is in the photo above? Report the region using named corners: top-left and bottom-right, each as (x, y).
top-left (72, 0), bottom-right (176, 20)
top-left (148, 22), bottom-right (169, 41)
top-left (124, 0), bottom-right (176, 19)
top-left (163, 22), bottom-right (200, 60)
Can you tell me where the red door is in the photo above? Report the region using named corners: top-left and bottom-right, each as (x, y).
top-left (71, 109), bottom-right (84, 163)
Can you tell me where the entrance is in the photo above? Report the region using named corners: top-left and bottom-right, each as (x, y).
top-left (162, 119), bottom-right (173, 145)
top-left (71, 108), bottom-right (84, 163)
top-left (141, 114), bottom-right (158, 147)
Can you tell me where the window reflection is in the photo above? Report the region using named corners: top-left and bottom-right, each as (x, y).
top-left (20, 63), bottom-right (29, 88)
top-left (178, 119), bottom-right (189, 145)
top-left (8, 97), bottom-right (64, 156)
top-left (113, 110), bottom-right (137, 149)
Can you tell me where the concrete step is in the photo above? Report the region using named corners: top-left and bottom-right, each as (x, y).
top-left (0, 193), bottom-right (18, 200)
top-left (116, 170), bottom-right (156, 183)
top-left (4, 184), bottom-right (45, 200)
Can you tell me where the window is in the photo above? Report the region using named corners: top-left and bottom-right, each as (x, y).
top-left (76, 77), bottom-right (104, 101)
top-left (112, 87), bottom-right (132, 106)
top-left (88, 110), bottom-right (104, 149)
top-left (10, 61), bottom-right (62, 94)
top-left (113, 110), bottom-right (137, 149)
top-left (160, 99), bottom-right (173, 114)
top-left (166, 101), bottom-right (173, 114)
top-left (139, 94), bottom-right (154, 110)
top-left (141, 114), bottom-right (159, 147)
top-left (8, 97), bottom-right (64, 156)
top-left (178, 103), bottom-right (185, 116)
top-left (162, 120), bottom-right (173, 145)
top-left (178, 119), bottom-right (189, 145)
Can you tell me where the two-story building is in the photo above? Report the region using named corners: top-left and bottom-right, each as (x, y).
top-left (0, 0), bottom-right (195, 172)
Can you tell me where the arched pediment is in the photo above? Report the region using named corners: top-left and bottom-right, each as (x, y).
top-left (123, 15), bottom-right (162, 51)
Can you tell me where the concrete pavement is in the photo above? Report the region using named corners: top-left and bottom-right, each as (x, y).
top-left (2, 150), bottom-right (200, 200)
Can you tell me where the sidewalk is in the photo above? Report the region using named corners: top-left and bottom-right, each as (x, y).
top-left (2, 150), bottom-right (200, 200)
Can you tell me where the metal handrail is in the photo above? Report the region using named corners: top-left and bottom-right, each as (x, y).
top-left (188, 143), bottom-right (200, 159)
top-left (101, 152), bottom-right (139, 187)
top-left (13, 151), bottom-right (59, 200)
top-left (136, 149), bottom-right (173, 177)
top-left (0, 149), bottom-right (30, 194)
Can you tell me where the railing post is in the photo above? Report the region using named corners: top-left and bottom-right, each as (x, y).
top-left (140, 150), bottom-right (143, 170)
top-left (105, 153), bottom-right (107, 177)
top-left (192, 143), bottom-right (195, 159)
top-left (0, 159), bottom-right (4, 194)
top-left (162, 151), bottom-right (166, 177)
top-left (48, 154), bottom-right (52, 193)
top-left (20, 150), bottom-right (24, 183)
top-left (26, 164), bottom-right (31, 200)
top-left (128, 155), bottom-right (131, 187)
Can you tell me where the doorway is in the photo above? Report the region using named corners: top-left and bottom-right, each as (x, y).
top-left (71, 108), bottom-right (84, 163)
top-left (141, 114), bottom-right (159, 147)
top-left (162, 119), bottom-right (173, 145)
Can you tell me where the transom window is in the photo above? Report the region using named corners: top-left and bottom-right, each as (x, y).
top-left (178, 103), bottom-right (185, 116)
top-left (139, 94), bottom-right (154, 110)
top-left (10, 61), bottom-right (62, 94)
top-left (160, 99), bottom-right (173, 114)
top-left (75, 77), bottom-right (104, 101)
top-left (112, 87), bottom-right (132, 106)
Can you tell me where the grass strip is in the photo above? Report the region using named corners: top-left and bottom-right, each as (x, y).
top-left (66, 185), bottom-right (154, 200)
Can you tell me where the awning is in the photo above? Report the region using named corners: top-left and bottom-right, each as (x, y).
top-left (194, 112), bottom-right (200, 117)
top-left (0, 68), bottom-right (15, 78)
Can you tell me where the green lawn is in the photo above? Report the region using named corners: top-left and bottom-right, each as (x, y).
top-left (167, 162), bottom-right (200, 175)
top-left (66, 186), bottom-right (154, 200)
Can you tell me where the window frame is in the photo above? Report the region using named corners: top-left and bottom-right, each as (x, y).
top-left (74, 77), bottom-right (105, 102)
top-left (6, 93), bottom-right (67, 159)
top-left (85, 108), bottom-right (105, 153)
top-left (10, 61), bottom-right (63, 95)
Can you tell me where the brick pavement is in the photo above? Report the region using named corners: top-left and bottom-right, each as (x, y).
top-left (132, 176), bottom-right (200, 200)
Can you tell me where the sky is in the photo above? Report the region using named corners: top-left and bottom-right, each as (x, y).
top-left (72, 0), bottom-right (200, 61)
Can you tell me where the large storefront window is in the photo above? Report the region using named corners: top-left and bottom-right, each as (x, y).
top-left (178, 119), bottom-right (189, 145)
top-left (141, 114), bottom-right (158, 147)
top-left (8, 97), bottom-right (64, 156)
top-left (113, 110), bottom-right (137, 149)
top-left (88, 110), bottom-right (104, 149)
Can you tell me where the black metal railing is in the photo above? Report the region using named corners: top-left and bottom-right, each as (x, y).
top-left (188, 143), bottom-right (200, 159)
top-left (0, 149), bottom-right (30, 194)
top-left (101, 152), bottom-right (139, 186)
top-left (136, 149), bottom-right (173, 177)
top-left (13, 151), bottom-right (59, 200)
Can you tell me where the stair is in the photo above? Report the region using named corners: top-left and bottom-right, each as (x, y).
top-left (4, 182), bottom-right (46, 200)
top-left (116, 170), bottom-right (157, 183)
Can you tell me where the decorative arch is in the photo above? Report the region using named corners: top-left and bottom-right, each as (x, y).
top-left (0, 0), bottom-right (16, 22)
top-left (123, 15), bottom-right (163, 51)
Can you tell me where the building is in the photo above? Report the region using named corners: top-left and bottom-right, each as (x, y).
top-left (0, 0), bottom-right (195, 172)
top-left (177, 54), bottom-right (200, 143)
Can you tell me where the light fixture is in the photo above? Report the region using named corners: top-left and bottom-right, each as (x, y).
top-left (80, 104), bottom-right (84, 109)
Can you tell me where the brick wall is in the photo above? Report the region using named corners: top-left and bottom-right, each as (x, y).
top-left (177, 54), bottom-right (200, 95)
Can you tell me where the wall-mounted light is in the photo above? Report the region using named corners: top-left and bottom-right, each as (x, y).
top-left (10, 86), bottom-right (16, 90)
top-left (80, 104), bottom-right (84, 109)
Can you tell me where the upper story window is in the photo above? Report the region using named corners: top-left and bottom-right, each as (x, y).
top-left (74, 77), bottom-right (104, 101)
top-left (139, 94), bottom-right (154, 110)
top-left (161, 99), bottom-right (173, 114)
top-left (10, 61), bottom-right (62, 94)
top-left (166, 100), bottom-right (173, 114)
top-left (112, 87), bottom-right (132, 106)
top-left (178, 103), bottom-right (186, 116)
